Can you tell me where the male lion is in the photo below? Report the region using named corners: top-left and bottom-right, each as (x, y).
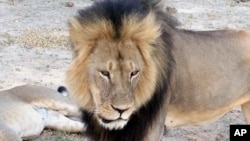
top-left (0, 85), bottom-right (84, 141)
top-left (66, 0), bottom-right (250, 140)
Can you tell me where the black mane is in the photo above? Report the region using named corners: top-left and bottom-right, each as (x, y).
top-left (78, 0), bottom-right (149, 38)
top-left (77, 0), bottom-right (178, 38)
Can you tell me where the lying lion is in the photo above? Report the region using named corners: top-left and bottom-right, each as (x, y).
top-left (0, 85), bottom-right (84, 141)
top-left (65, 0), bottom-right (250, 140)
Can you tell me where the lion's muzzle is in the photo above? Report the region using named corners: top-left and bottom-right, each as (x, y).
top-left (96, 103), bottom-right (135, 130)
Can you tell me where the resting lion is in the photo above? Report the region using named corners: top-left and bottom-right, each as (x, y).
top-left (0, 85), bottom-right (84, 141)
top-left (66, 0), bottom-right (250, 140)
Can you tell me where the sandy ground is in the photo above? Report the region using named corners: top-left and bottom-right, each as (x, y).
top-left (0, 0), bottom-right (250, 140)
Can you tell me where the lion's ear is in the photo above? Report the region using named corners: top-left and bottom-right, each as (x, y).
top-left (121, 12), bottom-right (161, 60)
top-left (122, 13), bottom-right (161, 44)
top-left (69, 17), bottom-right (84, 48)
top-left (70, 17), bottom-right (82, 32)
top-left (69, 17), bottom-right (96, 61)
top-left (69, 17), bottom-right (114, 47)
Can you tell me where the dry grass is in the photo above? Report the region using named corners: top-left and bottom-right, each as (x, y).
top-left (1, 28), bottom-right (71, 48)
top-left (30, 130), bottom-right (87, 141)
top-left (15, 28), bottom-right (71, 48)
top-left (0, 32), bottom-right (15, 46)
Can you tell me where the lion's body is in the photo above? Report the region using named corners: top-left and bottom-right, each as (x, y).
top-left (66, 0), bottom-right (250, 140)
top-left (0, 85), bottom-right (84, 141)
top-left (166, 30), bottom-right (250, 127)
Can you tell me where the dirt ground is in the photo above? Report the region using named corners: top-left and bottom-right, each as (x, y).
top-left (0, 0), bottom-right (250, 140)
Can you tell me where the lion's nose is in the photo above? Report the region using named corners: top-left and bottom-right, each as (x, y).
top-left (111, 105), bottom-right (129, 114)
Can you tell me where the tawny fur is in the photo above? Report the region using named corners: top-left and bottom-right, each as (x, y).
top-left (166, 29), bottom-right (250, 127)
top-left (66, 0), bottom-right (250, 141)
top-left (0, 85), bottom-right (84, 141)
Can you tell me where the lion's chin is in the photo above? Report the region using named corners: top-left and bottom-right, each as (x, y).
top-left (97, 117), bottom-right (128, 130)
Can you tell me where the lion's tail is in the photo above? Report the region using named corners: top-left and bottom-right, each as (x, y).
top-left (57, 86), bottom-right (68, 97)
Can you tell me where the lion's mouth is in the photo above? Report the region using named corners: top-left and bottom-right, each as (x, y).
top-left (97, 112), bottom-right (132, 129)
top-left (99, 117), bottom-right (127, 124)
top-left (101, 117), bottom-right (128, 124)
top-left (98, 116), bottom-right (129, 129)
top-left (101, 118), bottom-right (114, 124)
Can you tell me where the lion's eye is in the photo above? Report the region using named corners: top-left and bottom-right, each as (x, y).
top-left (130, 70), bottom-right (139, 78)
top-left (100, 71), bottom-right (110, 79)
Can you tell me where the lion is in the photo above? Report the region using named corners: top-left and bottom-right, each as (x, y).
top-left (65, 0), bottom-right (250, 140)
top-left (0, 85), bottom-right (84, 141)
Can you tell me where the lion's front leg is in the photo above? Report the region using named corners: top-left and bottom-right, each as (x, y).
top-left (144, 107), bottom-right (167, 141)
top-left (145, 124), bottom-right (165, 141)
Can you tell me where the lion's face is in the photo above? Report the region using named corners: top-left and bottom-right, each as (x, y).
top-left (67, 10), bottom-right (162, 131)
top-left (86, 39), bottom-right (143, 129)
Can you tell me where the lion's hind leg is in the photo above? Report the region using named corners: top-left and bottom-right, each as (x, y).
top-left (44, 110), bottom-right (85, 133)
top-left (0, 119), bottom-right (21, 141)
top-left (241, 101), bottom-right (250, 124)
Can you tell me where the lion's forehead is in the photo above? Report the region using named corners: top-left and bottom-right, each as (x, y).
top-left (91, 39), bottom-right (143, 69)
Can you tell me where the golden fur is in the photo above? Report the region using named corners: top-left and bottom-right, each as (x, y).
top-left (0, 85), bottom-right (84, 141)
top-left (65, 0), bottom-right (250, 140)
